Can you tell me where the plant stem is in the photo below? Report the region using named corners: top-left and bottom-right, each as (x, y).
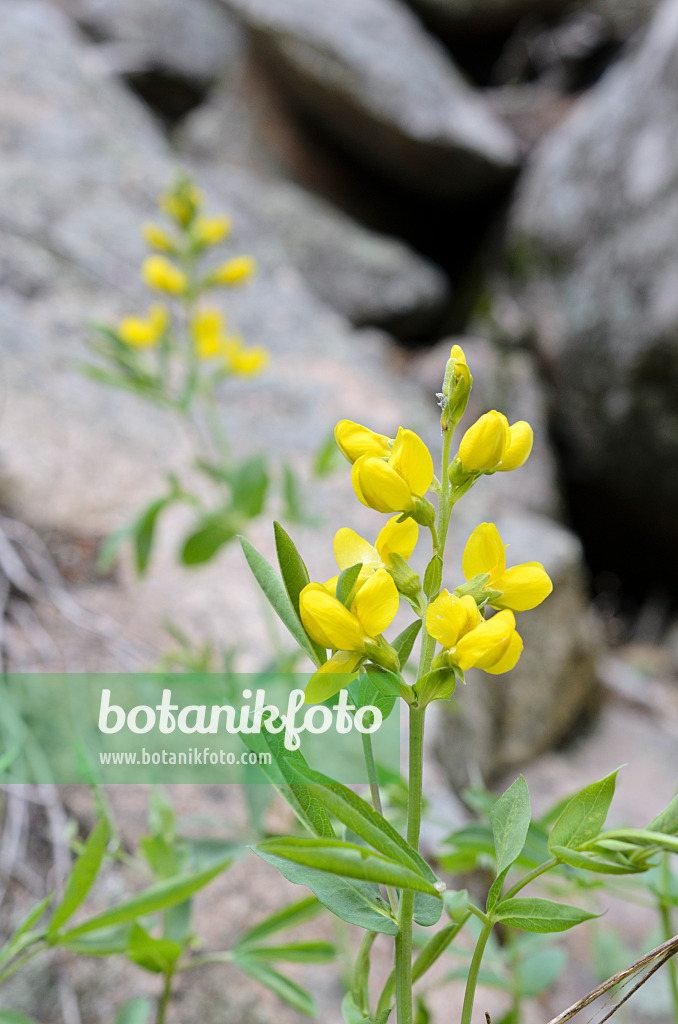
top-left (502, 857), bottom-right (559, 901)
top-left (659, 853), bottom-right (678, 1021)
top-left (157, 969), bottom-right (174, 1024)
top-left (362, 730), bottom-right (399, 916)
top-left (354, 930), bottom-right (378, 1013)
top-left (396, 705), bottom-right (426, 1024)
top-left (460, 920), bottom-right (494, 1024)
top-left (0, 945), bottom-right (45, 986)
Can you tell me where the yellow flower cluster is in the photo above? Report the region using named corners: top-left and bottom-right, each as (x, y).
top-left (298, 343), bottom-right (553, 704)
top-left (191, 309), bottom-right (269, 376)
top-left (117, 304), bottom-right (169, 348)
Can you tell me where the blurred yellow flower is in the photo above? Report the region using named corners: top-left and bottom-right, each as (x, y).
top-left (142, 256), bottom-right (187, 296)
top-left (141, 222), bottom-right (175, 253)
top-left (211, 255), bottom-right (257, 286)
top-left (194, 215), bottom-right (232, 247)
top-left (160, 181), bottom-right (203, 227)
top-left (118, 304), bottom-right (169, 348)
top-left (222, 335), bottom-right (269, 376)
top-left (351, 427), bottom-right (433, 516)
top-left (192, 308), bottom-right (226, 360)
top-left (462, 522), bottom-right (553, 612)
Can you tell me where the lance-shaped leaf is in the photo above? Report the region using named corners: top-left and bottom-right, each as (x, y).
top-left (235, 896), bottom-right (322, 949)
top-left (234, 942), bottom-right (335, 963)
top-left (336, 563), bottom-right (363, 608)
top-left (550, 845), bottom-right (644, 875)
top-left (647, 792), bottom-right (678, 835)
top-left (240, 537), bottom-right (321, 666)
top-left (548, 769), bottom-right (619, 852)
top-left (254, 847), bottom-right (398, 935)
top-left (274, 522), bottom-right (326, 664)
top-left (236, 959), bottom-right (317, 1016)
top-left (256, 837), bottom-right (440, 895)
top-left (57, 857), bottom-right (232, 939)
top-left (493, 896), bottom-right (598, 933)
top-left (486, 776), bottom-right (531, 912)
top-left (48, 817), bottom-right (111, 937)
top-left (392, 619), bottom-right (422, 669)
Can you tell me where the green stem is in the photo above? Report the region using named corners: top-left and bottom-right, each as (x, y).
top-left (354, 930), bottom-right (378, 1013)
top-left (156, 969), bottom-right (174, 1024)
top-left (659, 853), bottom-right (678, 1021)
top-left (362, 730), bottom-right (398, 916)
top-left (0, 945), bottom-right (45, 987)
top-left (502, 857), bottom-right (559, 902)
top-left (395, 706), bottom-right (426, 1024)
top-left (460, 920), bottom-right (494, 1024)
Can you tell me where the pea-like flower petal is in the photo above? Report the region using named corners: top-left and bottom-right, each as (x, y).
top-left (299, 584), bottom-right (366, 652)
top-left (462, 522), bottom-right (506, 581)
top-left (375, 515), bottom-right (418, 567)
top-left (483, 630), bottom-right (524, 675)
top-left (304, 651), bottom-right (363, 704)
top-left (334, 420), bottom-right (391, 463)
top-left (352, 456), bottom-right (412, 514)
top-left (492, 563), bottom-right (553, 612)
top-left (426, 591), bottom-right (480, 649)
top-left (459, 411), bottom-right (509, 472)
top-left (388, 428), bottom-right (434, 498)
top-left (455, 610), bottom-right (515, 671)
top-left (352, 569), bottom-right (399, 638)
top-left (333, 528), bottom-right (381, 572)
top-left (499, 421), bottom-right (534, 472)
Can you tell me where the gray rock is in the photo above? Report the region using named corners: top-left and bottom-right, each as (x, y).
top-left (54, 0), bottom-right (242, 81)
top-left (219, 0), bottom-right (520, 199)
top-left (509, 0), bottom-right (678, 560)
top-left (434, 513), bottom-right (601, 789)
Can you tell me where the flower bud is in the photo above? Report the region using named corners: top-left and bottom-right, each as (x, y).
top-left (194, 215), bottom-right (231, 247)
top-left (364, 636), bottom-right (400, 674)
top-left (458, 411), bottom-right (509, 472)
top-left (441, 344), bottom-right (472, 429)
top-left (209, 256), bottom-right (257, 286)
top-left (142, 256), bottom-right (187, 296)
top-left (142, 222), bottom-right (175, 253)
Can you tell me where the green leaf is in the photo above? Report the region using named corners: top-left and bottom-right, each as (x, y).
top-left (240, 537), bottom-right (321, 666)
top-left (256, 837), bottom-right (440, 895)
top-left (490, 776), bottom-right (531, 877)
top-left (415, 667), bottom-right (456, 705)
top-left (392, 620), bottom-right (422, 669)
top-left (234, 941), bottom-right (335, 963)
top-left (231, 456), bottom-right (269, 518)
top-left (272, 523), bottom-right (326, 662)
top-left (493, 897), bottom-right (598, 933)
top-left (281, 463), bottom-right (308, 525)
top-left (134, 498), bottom-right (172, 575)
top-left (648, 792), bottom-right (678, 835)
top-left (342, 992), bottom-right (369, 1024)
top-left (140, 836), bottom-right (180, 881)
top-left (362, 666), bottom-right (401, 701)
top-left (0, 894), bottom-right (53, 968)
top-left (236, 896), bottom-right (321, 948)
top-left (548, 769), bottom-right (619, 852)
top-left (336, 563), bottom-right (363, 608)
top-left (56, 923), bottom-right (133, 956)
top-left (114, 998), bottom-right (153, 1024)
top-left (286, 763), bottom-right (439, 885)
top-left (126, 923), bottom-right (182, 974)
top-left (181, 516), bottom-right (236, 565)
top-left (236, 959), bottom-right (316, 1016)
top-left (0, 1013), bottom-right (41, 1023)
top-left (58, 857), bottom-right (232, 939)
top-left (48, 817), bottom-right (111, 937)
top-left (550, 845), bottom-right (642, 875)
top-left (254, 847), bottom-right (398, 935)
top-left (313, 431), bottom-right (342, 478)
top-left (411, 919), bottom-right (468, 984)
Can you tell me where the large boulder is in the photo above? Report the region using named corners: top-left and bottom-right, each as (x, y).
top-left (218, 0), bottom-right (520, 199)
top-left (54, 0), bottom-right (241, 82)
top-left (509, 0), bottom-right (678, 569)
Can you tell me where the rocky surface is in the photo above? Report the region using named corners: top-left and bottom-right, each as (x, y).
top-left (219, 0), bottom-right (520, 199)
top-left (509, 0), bottom-right (678, 567)
top-left (405, 0), bottom-right (570, 33)
top-left (51, 0), bottom-right (241, 82)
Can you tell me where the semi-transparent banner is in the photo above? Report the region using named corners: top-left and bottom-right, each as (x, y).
top-left (0, 674), bottom-right (401, 785)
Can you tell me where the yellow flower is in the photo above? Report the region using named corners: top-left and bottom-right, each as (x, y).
top-left (192, 308), bottom-right (226, 360)
top-left (427, 592), bottom-right (523, 675)
top-left (194, 215), bottom-right (231, 246)
top-left (462, 522), bottom-right (553, 612)
top-left (118, 304), bottom-right (169, 348)
top-left (142, 222), bottom-right (175, 252)
top-left (211, 255), bottom-right (257, 286)
top-left (497, 421), bottom-right (533, 471)
top-left (334, 420), bottom-right (392, 463)
top-left (458, 410), bottom-right (510, 472)
top-left (351, 428), bottom-right (434, 516)
top-left (325, 516), bottom-right (419, 592)
top-left (142, 256), bottom-right (187, 296)
top-left (221, 335), bottom-right (269, 377)
top-left (300, 569), bottom-right (399, 702)
top-left (160, 181), bottom-right (204, 227)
